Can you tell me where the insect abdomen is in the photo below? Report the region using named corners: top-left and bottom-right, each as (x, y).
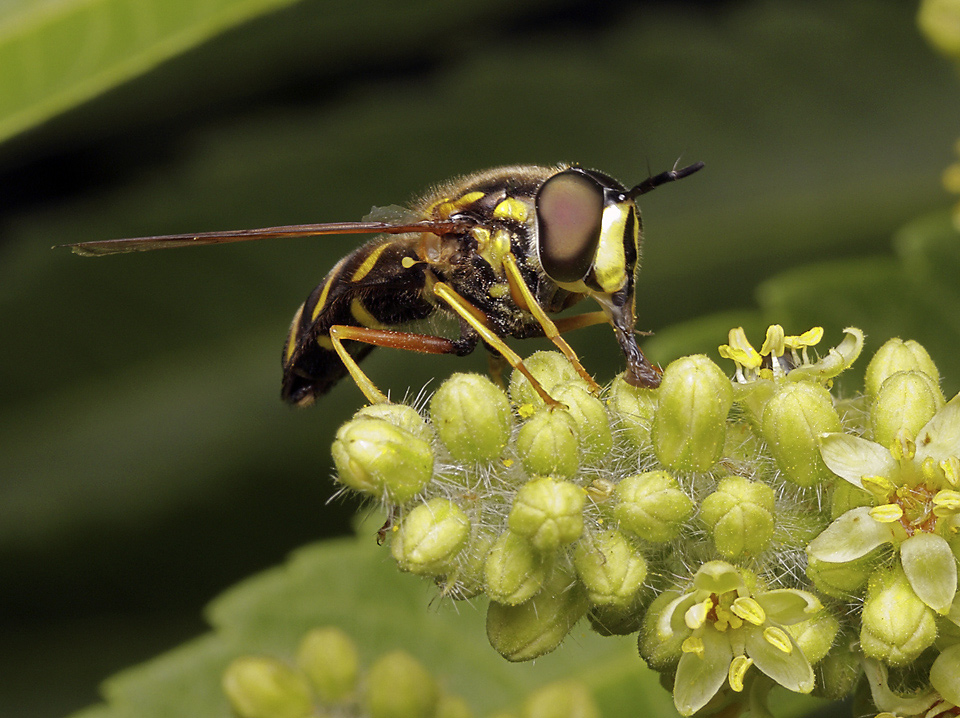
top-left (280, 238), bottom-right (432, 406)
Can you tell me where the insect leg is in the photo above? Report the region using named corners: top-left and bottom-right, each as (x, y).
top-left (501, 253), bottom-right (602, 393)
top-left (328, 325), bottom-right (473, 404)
top-left (431, 282), bottom-right (565, 408)
top-left (552, 311), bottom-right (611, 334)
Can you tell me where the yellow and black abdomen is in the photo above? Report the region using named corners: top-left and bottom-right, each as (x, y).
top-left (281, 237), bottom-right (432, 406)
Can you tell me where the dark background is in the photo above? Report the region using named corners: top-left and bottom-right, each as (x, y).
top-left (2, 1), bottom-right (958, 716)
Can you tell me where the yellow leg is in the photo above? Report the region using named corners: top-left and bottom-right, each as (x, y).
top-left (432, 282), bottom-right (564, 408)
top-left (330, 326), bottom-right (390, 404)
top-left (502, 253), bottom-right (602, 393)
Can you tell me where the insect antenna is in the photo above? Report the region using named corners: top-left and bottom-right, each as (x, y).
top-left (627, 161), bottom-right (704, 199)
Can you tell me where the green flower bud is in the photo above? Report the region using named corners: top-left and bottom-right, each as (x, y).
top-left (699, 476), bottom-right (775, 559)
top-left (391, 498), bottom-right (471, 575)
top-left (296, 627), bottom-right (359, 703)
top-left (332, 418), bottom-right (434, 502)
top-left (830, 479), bottom-right (873, 520)
top-left (508, 477), bottom-right (585, 552)
top-left (652, 355), bottom-right (733, 472)
top-left (222, 656), bottom-right (313, 718)
top-left (587, 599), bottom-right (645, 636)
top-left (521, 681), bottom-right (600, 718)
top-left (509, 351), bottom-right (581, 409)
top-left (871, 370), bottom-right (944, 448)
top-left (430, 373), bottom-right (512, 462)
top-left (785, 611), bottom-right (840, 665)
top-left (355, 403), bottom-right (432, 442)
top-left (811, 630), bottom-right (861, 701)
top-left (864, 338), bottom-right (940, 396)
top-left (919, 0), bottom-right (960, 56)
top-left (551, 382), bottom-right (613, 462)
top-left (364, 651), bottom-right (439, 718)
top-left (515, 408), bottom-right (579, 478)
top-left (438, 529), bottom-right (496, 600)
top-left (860, 565), bottom-right (937, 666)
top-left (805, 552), bottom-right (876, 599)
top-left (486, 568), bottom-right (588, 662)
top-left (485, 531), bottom-right (550, 605)
top-left (614, 470), bottom-right (693, 543)
top-left (608, 375), bottom-right (657, 447)
top-left (638, 590), bottom-right (687, 668)
top-left (573, 529), bottom-right (647, 607)
top-left (436, 693), bottom-right (473, 718)
top-left (761, 382), bottom-right (841, 487)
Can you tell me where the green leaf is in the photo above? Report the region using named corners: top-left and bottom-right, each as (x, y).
top-left (0, 0), bottom-right (302, 144)
top-left (67, 533), bottom-right (670, 718)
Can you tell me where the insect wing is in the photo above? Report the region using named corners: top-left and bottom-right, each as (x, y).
top-left (58, 219), bottom-right (470, 257)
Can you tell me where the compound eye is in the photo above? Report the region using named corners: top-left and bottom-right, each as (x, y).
top-left (535, 170), bottom-right (605, 284)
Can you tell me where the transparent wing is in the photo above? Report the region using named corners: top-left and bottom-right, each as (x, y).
top-left (57, 218), bottom-right (470, 257)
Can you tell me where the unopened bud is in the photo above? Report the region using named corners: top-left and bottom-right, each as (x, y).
top-left (699, 476), bottom-right (775, 559)
top-left (860, 565), bottom-right (936, 666)
top-left (332, 418), bottom-right (434, 501)
top-left (436, 693), bottom-right (474, 718)
top-left (864, 338), bottom-right (940, 396)
top-left (485, 531), bottom-right (550, 605)
top-left (573, 529), bottom-right (647, 608)
top-left (364, 651), bottom-right (439, 718)
top-left (871, 370), bottom-right (944, 447)
top-left (222, 656), bottom-right (313, 718)
top-left (296, 627), bottom-right (358, 703)
top-left (391, 498), bottom-right (471, 575)
top-left (638, 591), bottom-right (687, 668)
top-left (439, 530), bottom-right (496, 600)
top-left (521, 680), bottom-right (600, 718)
top-left (509, 477), bottom-right (585, 552)
top-left (509, 352), bottom-right (581, 408)
top-left (761, 382), bottom-right (841, 487)
top-left (812, 631), bottom-right (861, 700)
top-left (355, 403), bottom-right (432, 442)
top-left (609, 376), bottom-right (657, 447)
top-left (430, 373), bottom-right (513, 463)
top-left (516, 408), bottom-right (580, 478)
top-left (786, 611), bottom-right (839, 665)
top-left (551, 382), bottom-right (613, 462)
top-left (652, 355), bottom-right (733, 472)
top-left (806, 552), bottom-right (877, 599)
top-left (920, 0), bottom-right (960, 56)
top-left (486, 569), bottom-right (588, 662)
top-left (614, 471), bottom-right (693, 543)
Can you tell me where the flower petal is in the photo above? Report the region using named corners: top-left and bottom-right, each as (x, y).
top-left (818, 434), bottom-right (895, 487)
top-left (692, 561), bottom-right (745, 594)
top-left (673, 628), bottom-right (733, 716)
top-left (916, 392), bottom-right (960, 465)
top-left (930, 643), bottom-right (960, 706)
top-left (900, 533), bottom-right (957, 613)
top-left (807, 507), bottom-right (896, 562)
top-left (743, 624), bottom-right (814, 693)
top-left (787, 327), bottom-right (863, 382)
top-left (755, 589), bottom-right (822, 625)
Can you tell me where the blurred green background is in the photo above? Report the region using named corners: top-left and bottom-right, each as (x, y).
top-left (2, 0), bottom-right (959, 716)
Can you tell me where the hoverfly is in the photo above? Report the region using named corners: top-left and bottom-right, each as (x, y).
top-left (62, 162), bottom-right (703, 407)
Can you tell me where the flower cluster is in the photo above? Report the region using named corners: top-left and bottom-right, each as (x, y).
top-left (329, 327), bottom-right (960, 717)
top-left (221, 625), bottom-right (598, 718)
